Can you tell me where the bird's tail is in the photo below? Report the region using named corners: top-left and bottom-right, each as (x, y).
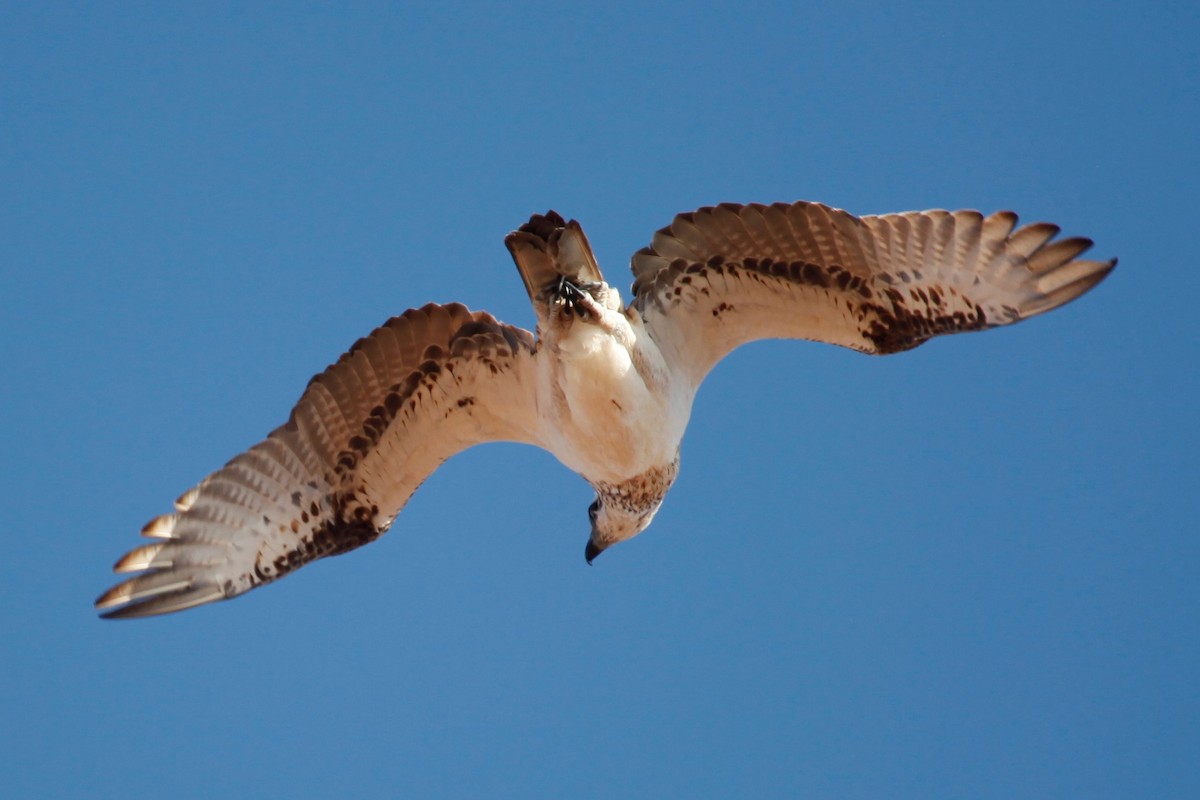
top-left (505, 211), bottom-right (604, 301)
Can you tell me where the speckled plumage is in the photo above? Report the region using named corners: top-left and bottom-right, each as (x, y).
top-left (97, 201), bottom-right (1114, 618)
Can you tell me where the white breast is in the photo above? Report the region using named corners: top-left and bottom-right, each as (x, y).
top-left (538, 321), bottom-right (688, 482)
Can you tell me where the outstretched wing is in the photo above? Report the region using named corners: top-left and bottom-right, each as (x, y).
top-left (97, 302), bottom-right (542, 618)
top-left (631, 201), bottom-right (1115, 385)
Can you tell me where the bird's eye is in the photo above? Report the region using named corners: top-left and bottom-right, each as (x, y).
top-left (588, 499), bottom-right (600, 521)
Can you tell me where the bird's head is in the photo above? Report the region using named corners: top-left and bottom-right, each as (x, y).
top-left (584, 496), bottom-right (658, 564)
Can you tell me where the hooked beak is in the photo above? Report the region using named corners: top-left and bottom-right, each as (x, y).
top-left (584, 538), bottom-right (604, 565)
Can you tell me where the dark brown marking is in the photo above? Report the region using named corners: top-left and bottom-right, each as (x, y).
top-left (860, 299), bottom-right (990, 353)
top-left (593, 458), bottom-right (681, 528)
top-left (801, 262), bottom-right (830, 287)
top-left (252, 490), bottom-right (384, 585)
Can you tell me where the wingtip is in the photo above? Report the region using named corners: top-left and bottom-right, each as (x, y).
top-left (95, 580), bottom-right (227, 619)
top-left (94, 582), bottom-right (126, 612)
top-left (140, 513), bottom-right (178, 539)
top-left (112, 542), bottom-right (169, 573)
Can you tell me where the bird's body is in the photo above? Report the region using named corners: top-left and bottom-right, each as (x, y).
top-left (97, 201), bottom-right (1115, 618)
top-left (550, 301), bottom-right (692, 552)
top-left (535, 293), bottom-right (681, 483)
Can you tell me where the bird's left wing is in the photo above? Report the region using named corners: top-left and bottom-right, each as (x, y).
top-left (631, 201), bottom-right (1114, 387)
top-left (96, 302), bottom-right (542, 618)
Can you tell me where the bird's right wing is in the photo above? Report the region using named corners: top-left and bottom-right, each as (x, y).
top-left (630, 201), bottom-right (1114, 386)
top-left (96, 302), bottom-right (543, 618)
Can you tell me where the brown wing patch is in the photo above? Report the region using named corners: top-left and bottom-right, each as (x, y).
top-left (859, 293), bottom-right (989, 354)
top-left (638, 255), bottom-right (1003, 353)
top-left (630, 201), bottom-right (1114, 379)
top-left (251, 488), bottom-right (382, 587)
top-left (97, 302), bottom-right (541, 618)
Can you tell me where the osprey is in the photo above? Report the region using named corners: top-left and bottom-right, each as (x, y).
top-left (96, 201), bottom-right (1114, 618)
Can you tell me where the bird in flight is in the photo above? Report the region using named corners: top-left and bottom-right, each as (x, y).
top-left (96, 200), bottom-right (1114, 618)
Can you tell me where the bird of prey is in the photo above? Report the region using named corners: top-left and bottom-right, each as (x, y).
top-left (96, 200), bottom-right (1114, 618)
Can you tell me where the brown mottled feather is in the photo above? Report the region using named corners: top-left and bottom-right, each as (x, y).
top-left (96, 303), bottom-right (541, 618)
top-left (631, 201), bottom-right (1114, 385)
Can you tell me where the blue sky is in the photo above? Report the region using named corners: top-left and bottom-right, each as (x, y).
top-left (2, 2), bottom-right (1196, 797)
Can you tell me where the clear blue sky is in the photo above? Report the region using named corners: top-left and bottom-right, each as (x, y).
top-left (3, 2), bottom-right (1196, 797)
